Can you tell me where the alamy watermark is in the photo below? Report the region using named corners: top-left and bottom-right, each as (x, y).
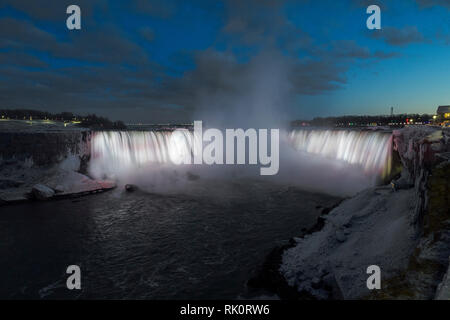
top-left (66, 4), bottom-right (380, 31)
top-left (66, 5), bottom-right (81, 30)
top-left (66, 265), bottom-right (81, 290)
top-left (171, 121), bottom-right (280, 176)
top-left (366, 5), bottom-right (381, 30)
top-left (366, 265), bottom-right (381, 290)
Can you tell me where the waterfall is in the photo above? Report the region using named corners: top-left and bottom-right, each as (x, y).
top-left (89, 130), bottom-right (196, 178)
top-left (288, 129), bottom-right (392, 178)
top-left (89, 129), bottom-right (393, 181)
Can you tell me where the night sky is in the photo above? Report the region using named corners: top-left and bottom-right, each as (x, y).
top-left (0, 0), bottom-right (449, 123)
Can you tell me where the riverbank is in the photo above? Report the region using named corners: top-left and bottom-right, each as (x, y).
top-left (0, 164), bottom-right (116, 205)
top-left (0, 121), bottom-right (115, 204)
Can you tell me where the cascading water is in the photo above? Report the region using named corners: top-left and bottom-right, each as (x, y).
top-left (288, 129), bottom-right (393, 179)
top-left (89, 130), bottom-right (197, 179)
top-left (89, 128), bottom-right (393, 182)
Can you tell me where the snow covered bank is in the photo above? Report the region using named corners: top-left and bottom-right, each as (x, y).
top-left (0, 161), bottom-right (115, 204)
top-left (0, 127), bottom-right (115, 204)
top-left (280, 185), bottom-right (417, 299)
top-left (273, 126), bottom-right (450, 299)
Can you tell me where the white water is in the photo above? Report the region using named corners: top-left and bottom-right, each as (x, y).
top-left (288, 129), bottom-right (392, 178)
top-left (89, 130), bottom-right (198, 179)
top-left (89, 129), bottom-right (393, 184)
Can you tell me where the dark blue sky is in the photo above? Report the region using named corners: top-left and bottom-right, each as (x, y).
top-left (0, 0), bottom-right (449, 123)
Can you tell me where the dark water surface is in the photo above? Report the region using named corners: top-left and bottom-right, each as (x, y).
top-left (0, 180), bottom-right (340, 299)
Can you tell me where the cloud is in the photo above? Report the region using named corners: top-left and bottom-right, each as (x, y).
top-left (0, 0), bottom-right (352, 124)
top-left (370, 26), bottom-right (425, 46)
top-left (436, 31), bottom-right (450, 45)
top-left (139, 27), bottom-right (155, 42)
top-left (0, 18), bottom-right (55, 50)
top-left (0, 63), bottom-right (191, 122)
top-left (131, 0), bottom-right (176, 18)
top-left (331, 40), bottom-right (371, 59)
top-left (416, 0), bottom-right (450, 9)
top-left (60, 28), bottom-right (150, 65)
top-left (311, 40), bottom-right (398, 61)
top-left (350, 0), bottom-right (392, 11)
top-left (0, 0), bottom-right (106, 22)
top-left (0, 52), bottom-right (48, 68)
top-left (221, 0), bottom-right (310, 52)
top-left (151, 48), bottom-right (349, 127)
top-left (0, 16), bottom-right (180, 122)
top-left (373, 50), bottom-right (400, 59)
top-left (0, 0), bottom-right (410, 123)
top-left (0, 17), bottom-right (150, 65)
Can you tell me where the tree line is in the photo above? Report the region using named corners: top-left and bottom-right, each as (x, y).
top-left (292, 114), bottom-right (434, 127)
top-left (0, 109), bottom-right (127, 130)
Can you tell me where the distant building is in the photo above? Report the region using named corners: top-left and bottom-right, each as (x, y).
top-left (437, 105), bottom-right (450, 117)
top-left (437, 105), bottom-right (450, 126)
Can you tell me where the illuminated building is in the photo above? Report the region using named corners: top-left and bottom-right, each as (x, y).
top-left (436, 105), bottom-right (450, 126)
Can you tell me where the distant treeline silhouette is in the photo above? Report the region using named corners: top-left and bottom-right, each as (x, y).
top-left (0, 109), bottom-right (126, 129)
top-left (292, 113), bottom-right (434, 127)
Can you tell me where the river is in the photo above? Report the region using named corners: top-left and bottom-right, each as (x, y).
top-left (0, 179), bottom-right (340, 299)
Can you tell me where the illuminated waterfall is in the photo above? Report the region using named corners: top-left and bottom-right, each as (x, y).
top-left (89, 130), bottom-right (197, 178)
top-left (289, 129), bottom-right (392, 178)
top-left (90, 129), bottom-right (393, 180)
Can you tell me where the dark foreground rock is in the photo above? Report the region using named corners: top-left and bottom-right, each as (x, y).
top-left (247, 202), bottom-right (343, 300)
top-left (436, 258), bottom-right (450, 300)
top-left (31, 184), bottom-right (55, 200)
top-left (125, 184), bottom-right (138, 192)
top-left (247, 241), bottom-right (303, 300)
top-left (0, 130), bottom-right (91, 167)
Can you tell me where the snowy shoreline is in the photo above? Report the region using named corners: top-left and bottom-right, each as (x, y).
top-left (0, 126), bottom-right (116, 204)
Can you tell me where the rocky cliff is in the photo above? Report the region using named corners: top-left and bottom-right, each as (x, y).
top-left (0, 130), bottom-right (91, 168)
